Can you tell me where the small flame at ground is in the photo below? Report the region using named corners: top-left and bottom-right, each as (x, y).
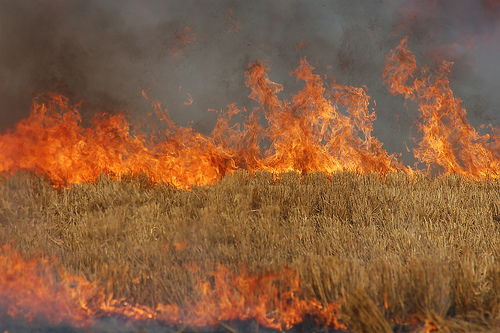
top-left (0, 244), bottom-right (345, 331)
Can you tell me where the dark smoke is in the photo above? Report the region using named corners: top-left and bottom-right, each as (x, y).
top-left (0, 0), bottom-right (499, 164)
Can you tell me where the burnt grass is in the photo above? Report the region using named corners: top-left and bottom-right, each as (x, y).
top-left (2, 170), bottom-right (500, 332)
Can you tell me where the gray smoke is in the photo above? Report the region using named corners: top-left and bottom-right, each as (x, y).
top-left (0, 0), bottom-right (499, 165)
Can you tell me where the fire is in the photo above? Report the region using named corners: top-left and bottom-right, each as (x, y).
top-left (244, 60), bottom-right (399, 174)
top-left (183, 93), bottom-right (194, 106)
top-left (170, 26), bottom-right (197, 56)
top-left (0, 56), bottom-right (401, 189)
top-left (3, 38), bottom-right (498, 184)
top-left (1, 37), bottom-right (499, 330)
top-left (0, 92), bottom-right (235, 188)
top-left (0, 244), bottom-right (346, 330)
top-left (383, 37), bottom-right (500, 178)
top-left (226, 9), bottom-right (240, 33)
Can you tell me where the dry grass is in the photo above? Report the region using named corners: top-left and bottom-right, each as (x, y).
top-left (2, 170), bottom-right (500, 331)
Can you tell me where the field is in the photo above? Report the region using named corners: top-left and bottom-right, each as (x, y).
top-left (2, 170), bottom-right (500, 332)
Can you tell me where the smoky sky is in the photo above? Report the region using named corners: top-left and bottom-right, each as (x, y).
top-left (0, 0), bottom-right (499, 163)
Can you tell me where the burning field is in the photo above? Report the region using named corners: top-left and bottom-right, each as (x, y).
top-left (1, 1), bottom-right (500, 332)
top-left (3, 170), bottom-right (500, 333)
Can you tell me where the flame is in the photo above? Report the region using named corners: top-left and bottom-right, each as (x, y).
top-left (295, 41), bottom-right (308, 54)
top-left (183, 93), bottom-right (194, 106)
top-left (5, 37), bottom-right (499, 185)
top-left (1, 37), bottom-right (497, 330)
top-left (383, 37), bottom-right (500, 178)
top-left (0, 92), bottom-right (235, 188)
top-left (0, 57), bottom-right (400, 189)
top-left (0, 244), bottom-right (346, 330)
top-left (226, 9), bottom-right (240, 33)
top-left (170, 26), bottom-right (197, 56)
top-left (244, 60), bottom-right (399, 174)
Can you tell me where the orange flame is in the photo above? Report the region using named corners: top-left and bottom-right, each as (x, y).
top-left (1, 38), bottom-right (498, 330)
top-left (183, 93), bottom-right (193, 106)
top-left (0, 57), bottom-right (400, 189)
top-left (244, 60), bottom-right (399, 174)
top-left (170, 26), bottom-right (197, 56)
top-left (226, 9), bottom-right (240, 33)
top-left (0, 244), bottom-right (346, 331)
top-left (383, 37), bottom-right (500, 178)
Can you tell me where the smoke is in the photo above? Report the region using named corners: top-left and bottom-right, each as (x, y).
top-left (0, 0), bottom-right (499, 163)
top-left (397, 0), bottom-right (500, 121)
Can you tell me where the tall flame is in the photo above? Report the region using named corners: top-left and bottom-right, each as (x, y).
top-left (1, 37), bottom-right (499, 330)
top-left (383, 37), bottom-right (500, 178)
top-left (0, 58), bottom-right (399, 189)
top-left (0, 244), bottom-right (345, 330)
top-left (244, 60), bottom-right (398, 174)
